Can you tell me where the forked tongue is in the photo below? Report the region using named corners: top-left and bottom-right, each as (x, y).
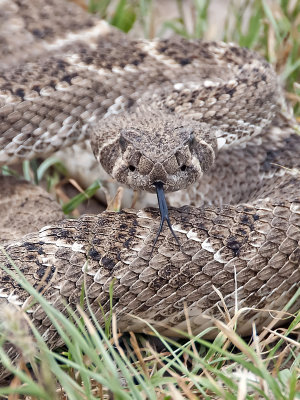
top-left (152, 181), bottom-right (180, 252)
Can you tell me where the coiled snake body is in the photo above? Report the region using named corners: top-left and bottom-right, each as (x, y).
top-left (0, 0), bottom-right (299, 374)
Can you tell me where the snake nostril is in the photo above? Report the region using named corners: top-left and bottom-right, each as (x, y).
top-left (129, 165), bottom-right (136, 172)
top-left (181, 165), bottom-right (187, 171)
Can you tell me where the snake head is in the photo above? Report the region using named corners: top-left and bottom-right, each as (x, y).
top-left (91, 109), bottom-right (217, 193)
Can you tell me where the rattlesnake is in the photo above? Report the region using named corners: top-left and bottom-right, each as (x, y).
top-left (0, 0), bottom-right (300, 377)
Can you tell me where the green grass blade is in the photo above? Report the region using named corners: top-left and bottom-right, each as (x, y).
top-left (110, 0), bottom-right (136, 32)
top-left (37, 157), bottom-right (68, 183)
top-left (62, 180), bottom-right (101, 214)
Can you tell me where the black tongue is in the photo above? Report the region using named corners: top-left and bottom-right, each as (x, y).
top-left (152, 181), bottom-right (180, 252)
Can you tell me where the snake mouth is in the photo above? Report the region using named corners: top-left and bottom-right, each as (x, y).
top-left (151, 181), bottom-right (180, 252)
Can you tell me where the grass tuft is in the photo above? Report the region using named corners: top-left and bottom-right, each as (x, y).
top-left (0, 252), bottom-right (299, 399)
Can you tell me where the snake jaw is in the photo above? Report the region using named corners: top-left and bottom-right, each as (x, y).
top-left (152, 181), bottom-right (181, 253)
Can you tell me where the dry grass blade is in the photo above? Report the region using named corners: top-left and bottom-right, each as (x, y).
top-left (251, 324), bottom-right (269, 395)
top-left (258, 308), bottom-right (292, 343)
top-left (106, 186), bottom-right (124, 211)
top-left (213, 284), bottom-right (233, 326)
top-left (213, 320), bottom-right (257, 364)
top-left (272, 343), bottom-right (293, 376)
top-left (145, 342), bottom-right (199, 400)
top-left (263, 327), bottom-right (300, 348)
top-left (183, 303), bottom-right (199, 359)
top-left (112, 313), bottom-right (126, 360)
top-left (55, 179), bottom-right (80, 217)
top-left (129, 332), bottom-right (150, 379)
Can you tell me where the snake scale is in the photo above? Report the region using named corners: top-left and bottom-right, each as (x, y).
top-left (0, 0), bottom-right (300, 377)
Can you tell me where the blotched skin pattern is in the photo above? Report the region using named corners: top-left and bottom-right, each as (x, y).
top-left (0, 0), bottom-right (300, 378)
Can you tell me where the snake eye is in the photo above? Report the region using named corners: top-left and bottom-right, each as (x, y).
top-left (181, 165), bottom-right (187, 171)
top-left (129, 165), bottom-right (136, 172)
